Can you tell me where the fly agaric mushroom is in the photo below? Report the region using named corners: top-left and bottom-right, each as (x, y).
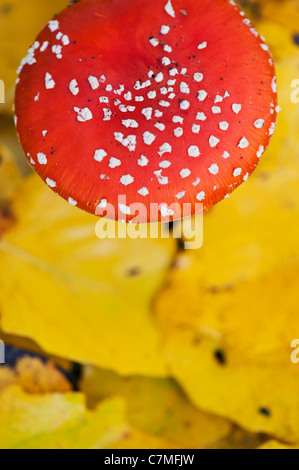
top-left (15, 0), bottom-right (278, 223)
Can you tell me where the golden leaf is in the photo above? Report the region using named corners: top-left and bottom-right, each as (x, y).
top-left (0, 175), bottom-right (175, 376)
top-left (0, 386), bottom-right (129, 449)
top-left (154, 1), bottom-right (299, 442)
top-left (0, 366), bottom-right (17, 392)
top-left (0, 141), bottom-right (21, 201)
top-left (259, 440), bottom-right (299, 450)
top-left (81, 367), bottom-right (232, 449)
top-left (0, 0), bottom-right (68, 111)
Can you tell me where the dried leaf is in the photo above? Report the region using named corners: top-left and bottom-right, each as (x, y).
top-left (16, 357), bottom-right (72, 394)
top-left (0, 356), bottom-right (71, 394)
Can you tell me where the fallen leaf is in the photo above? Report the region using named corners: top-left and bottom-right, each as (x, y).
top-left (0, 140), bottom-right (21, 201)
top-left (0, 366), bottom-right (16, 392)
top-left (0, 0), bottom-right (68, 111)
top-left (81, 366), bottom-right (232, 449)
top-left (0, 175), bottom-right (175, 376)
top-left (258, 440), bottom-right (299, 450)
top-left (0, 329), bottom-right (73, 372)
top-left (0, 386), bottom-right (129, 449)
top-left (207, 427), bottom-right (266, 450)
top-left (16, 356), bottom-right (72, 394)
top-left (153, 1), bottom-right (299, 442)
top-left (0, 356), bottom-right (71, 394)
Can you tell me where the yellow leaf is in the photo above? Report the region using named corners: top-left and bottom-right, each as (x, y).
top-left (0, 386), bottom-right (129, 449)
top-left (0, 141), bottom-right (21, 237)
top-left (153, 1), bottom-right (299, 442)
top-left (207, 428), bottom-right (266, 450)
top-left (155, 169), bottom-right (299, 441)
top-left (0, 175), bottom-right (175, 376)
top-left (0, 0), bottom-right (68, 111)
top-left (259, 440), bottom-right (299, 450)
top-left (109, 428), bottom-right (178, 449)
top-left (240, 0), bottom-right (299, 63)
top-left (0, 328), bottom-right (73, 372)
top-left (0, 141), bottom-right (21, 201)
top-left (0, 367), bottom-right (17, 392)
top-left (81, 367), bottom-right (232, 449)
top-left (0, 115), bottom-right (30, 177)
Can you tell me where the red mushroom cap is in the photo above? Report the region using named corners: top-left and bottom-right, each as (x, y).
top-left (15, 0), bottom-right (278, 223)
